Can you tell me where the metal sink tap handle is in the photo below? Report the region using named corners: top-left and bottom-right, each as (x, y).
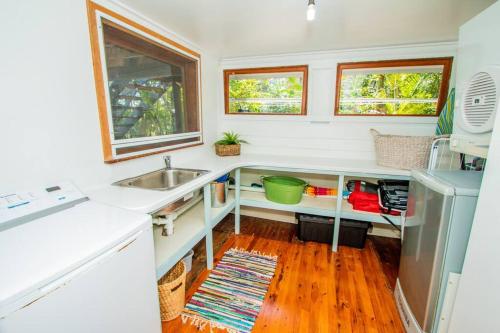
top-left (164, 155), bottom-right (172, 170)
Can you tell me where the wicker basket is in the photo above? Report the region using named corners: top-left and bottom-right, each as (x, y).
top-left (215, 144), bottom-right (241, 156)
top-left (158, 261), bottom-right (186, 321)
top-left (370, 129), bottom-right (434, 170)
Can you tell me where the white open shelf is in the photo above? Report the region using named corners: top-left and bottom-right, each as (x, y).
top-left (238, 189), bottom-right (400, 225)
top-left (153, 200), bottom-right (206, 279)
top-left (153, 192), bottom-right (236, 279)
top-left (340, 199), bottom-right (400, 225)
top-left (239, 190), bottom-right (336, 217)
top-left (210, 191), bottom-right (235, 228)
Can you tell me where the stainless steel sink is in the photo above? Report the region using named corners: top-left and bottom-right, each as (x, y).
top-left (113, 168), bottom-right (210, 191)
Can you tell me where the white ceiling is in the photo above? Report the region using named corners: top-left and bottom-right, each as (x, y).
top-left (119, 0), bottom-right (496, 58)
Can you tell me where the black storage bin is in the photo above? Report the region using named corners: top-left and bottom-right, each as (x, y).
top-left (297, 214), bottom-right (371, 249)
top-left (297, 214), bottom-right (335, 244)
top-left (338, 219), bottom-right (371, 249)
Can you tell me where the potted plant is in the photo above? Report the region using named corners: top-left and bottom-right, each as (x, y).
top-left (214, 131), bottom-right (248, 156)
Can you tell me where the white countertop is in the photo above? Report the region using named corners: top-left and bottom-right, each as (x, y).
top-left (89, 153), bottom-right (411, 214)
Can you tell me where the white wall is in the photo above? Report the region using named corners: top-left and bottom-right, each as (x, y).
top-left (448, 1), bottom-right (500, 331)
top-left (0, 0), bottom-right (218, 193)
top-left (217, 43), bottom-right (457, 159)
top-left (448, 81), bottom-right (500, 332)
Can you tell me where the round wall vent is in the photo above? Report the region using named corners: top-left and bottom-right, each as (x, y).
top-left (461, 68), bottom-right (500, 134)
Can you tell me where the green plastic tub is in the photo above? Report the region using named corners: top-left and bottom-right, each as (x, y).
top-left (262, 176), bottom-right (307, 204)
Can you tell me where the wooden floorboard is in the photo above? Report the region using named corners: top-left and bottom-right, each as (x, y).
top-left (367, 235), bottom-right (401, 289)
top-left (163, 215), bottom-right (404, 333)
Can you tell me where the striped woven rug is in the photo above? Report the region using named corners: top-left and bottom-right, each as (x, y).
top-left (181, 248), bottom-right (278, 333)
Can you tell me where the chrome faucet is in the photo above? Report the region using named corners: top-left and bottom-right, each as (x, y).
top-left (164, 155), bottom-right (172, 169)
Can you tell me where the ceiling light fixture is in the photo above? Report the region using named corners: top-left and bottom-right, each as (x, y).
top-left (307, 0), bottom-right (316, 21)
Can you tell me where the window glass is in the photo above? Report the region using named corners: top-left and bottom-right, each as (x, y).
top-left (103, 22), bottom-right (198, 140)
top-left (336, 59), bottom-right (452, 116)
top-left (225, 66), bottom-right (308, 115)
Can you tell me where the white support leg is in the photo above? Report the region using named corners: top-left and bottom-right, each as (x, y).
top-left (234, 168), bottom-right (241, 235)
top-left (332, 174), bottom-right (345, 252)
top-left (203, 184), bottom-right (214, 270)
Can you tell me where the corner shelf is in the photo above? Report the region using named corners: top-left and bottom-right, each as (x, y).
top-left (154, 165), bottom-right (408, 276)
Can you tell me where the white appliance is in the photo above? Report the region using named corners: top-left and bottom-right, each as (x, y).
top-left (395, 170), bottom-right (482, 333)
top-left (0, 182), bottom-right (161, 333)
top-left (451, 6), bottom-right (500, 158)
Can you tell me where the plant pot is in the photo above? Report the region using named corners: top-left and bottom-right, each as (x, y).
top-left (215, 144), bottom-right (241, 156)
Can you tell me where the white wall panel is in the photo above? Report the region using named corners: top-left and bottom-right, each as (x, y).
top-left (309, 68), bottom-right (336, 121)
top-left (217, 43), bottom-right (457, 159)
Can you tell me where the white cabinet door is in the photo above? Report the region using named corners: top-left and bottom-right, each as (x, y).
top-left (0, 229), bottom-right (161, 333)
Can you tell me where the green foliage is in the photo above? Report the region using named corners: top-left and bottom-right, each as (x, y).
top-left (107, 41), bottom-right (188, 140)
top-left (338, 71), bottom-right (443, 115)
top-left (124, 84), bottom-right (177, 138)
top-left (228, 76), bottom-right (303, 114)
top-left (118, 79), bottom-right (185, 140)
top-left (215, 131), bottom-right (249, 145)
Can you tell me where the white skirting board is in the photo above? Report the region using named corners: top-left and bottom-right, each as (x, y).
top-left (368, 224), bottom-right (401, 238)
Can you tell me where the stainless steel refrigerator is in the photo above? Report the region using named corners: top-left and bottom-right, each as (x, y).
top-left (395, 170), bottom-right (483, 333)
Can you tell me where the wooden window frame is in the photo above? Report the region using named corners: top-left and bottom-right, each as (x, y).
top-left (224, 65), bottom-right (309, 116)
top-left (86, 1), bottom-right (203, 163)
top-left (334, 57), bottom-right (453, 117)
